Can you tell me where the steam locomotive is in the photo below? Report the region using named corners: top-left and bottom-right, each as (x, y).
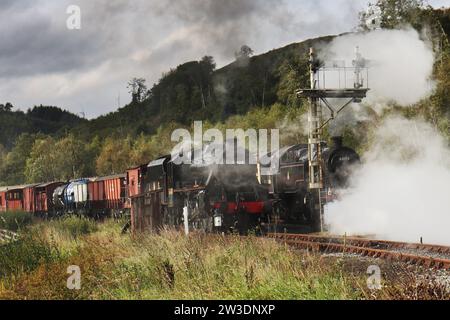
top-left (258, 136), bottom-right (360, 233)
top-left (0, 137), bottom-right (359, 234)
top-left (130, 140), bottom-right (266, 234)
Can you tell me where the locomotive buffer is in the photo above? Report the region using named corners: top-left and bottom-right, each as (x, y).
top-left (297, 47), bottom-right (369, 232)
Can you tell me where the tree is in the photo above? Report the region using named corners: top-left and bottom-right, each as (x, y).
top-left (200, 56), bottom-right (216, 71)
top-left (84, 136), bottom-right (102, 176)
top-left (96, 137), bottom-right (133, 175)
top-left (359, 0), bottom-right (425, 30)
top-left (276, 55), bottom-right (310, 107)
top-left (192, 56), bottom-right (217, 109)
top-left (128, 122), bottom-right (189, 167)
top-left (0, 133), bottom-right (38, 185)
top-left (0, 144), bottom-right (6, 160)
top-left (23, 134), bottom-right (92, 183)
top-left (0, 102), bottom-right (13, 112)
top-left (127, 78), bottom-right (148, 103)
top-left (130, 134), bottom-right (155, 166)
top-left (54, 135), bottom-right (90, 180)
top-left (235, 45), bottom-right (254, 60)
top-left (25, 137), bottom-right (58, 183)
top-left (234, 45), bottom-right (254, 67)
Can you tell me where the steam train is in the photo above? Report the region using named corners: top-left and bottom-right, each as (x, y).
top-left (258, 136), bottom-right (360, 233)
top-left (130, 140), bottom-right (266, 234)
top-left (0, 137), bottom-right (359, 234)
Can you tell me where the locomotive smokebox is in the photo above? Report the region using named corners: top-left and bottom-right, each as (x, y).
top-left (331, 136), bottom-right (343, 149)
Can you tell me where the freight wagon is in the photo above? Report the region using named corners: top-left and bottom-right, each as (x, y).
top-left (89, 174), bottom-right (127, 217)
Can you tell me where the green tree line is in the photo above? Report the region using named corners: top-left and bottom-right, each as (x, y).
top-left (0, 0), bottom-right (448, 186)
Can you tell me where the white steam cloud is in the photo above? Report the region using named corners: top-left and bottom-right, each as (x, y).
top-left (321, 27), bottom-right (450, 245)
top-left (325, 117), bottom-right (450, 245)
top-left (319, 27), bottom-right (435, 111)
top-left (300, 27), bottom-right (436, 137)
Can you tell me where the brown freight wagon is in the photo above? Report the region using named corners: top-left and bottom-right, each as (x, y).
top-left (4, 185), bottom-right (28, 211)
top-left (88, 177), bottom-right (105, 210)
top-left (0, 187), bottom-right (7, 212)
top-left (103, 174), bottom-right (127, 210)
top-left (23, 184), bottom-right (40, 213)
top-left (34, 182), bottom-right (65, 214)
top-left (88, 174), bottom-right (127, 216)
top-left (126, 164), bottom-right (148, 209)
top-left (130, 157), bottom-right (175, 233)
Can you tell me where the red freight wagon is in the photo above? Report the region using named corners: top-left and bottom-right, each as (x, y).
top-left (5, 186), bottom-right (26, 211)
top-left (89, 174), bottom-right (126, 215)
top-left (126, 164), bottom-right (148, 201)
top-left (23, 184), bottom-right (40, 213)
top-left (34, 182), bottom-right (64, 214)
top-left (102, 174), bottom-right (127, 209)
top-left (0, 187), bottom-right (7, 212)
top-left (88, 178), bottom-right (105, 210)
top-left (127, 164), bottom-right (149, 231)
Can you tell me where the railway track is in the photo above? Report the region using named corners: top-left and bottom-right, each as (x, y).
top-left (0, 229), bottom-right (19, 244)
top-left (267, 233), bottom-right (450, 270)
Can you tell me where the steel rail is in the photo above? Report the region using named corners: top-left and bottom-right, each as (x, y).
top-left (267, 233), bottom-right (450, 270)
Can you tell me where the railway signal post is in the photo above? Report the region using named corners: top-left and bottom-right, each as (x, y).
top-left (297, 47), bottom-right (369, 232)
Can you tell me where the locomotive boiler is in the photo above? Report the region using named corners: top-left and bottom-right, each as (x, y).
top-left (259, 136), bottom-right (360, 233)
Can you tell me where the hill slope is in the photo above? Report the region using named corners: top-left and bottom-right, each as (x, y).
top-left (0, 105), bottom-right (86, 149)
top-left (78, 35), bottom-right (335, 139)
top-left (76, 7), bottom-right (450, 140)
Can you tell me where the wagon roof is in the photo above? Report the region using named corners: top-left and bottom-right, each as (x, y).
top-left (92, 173), bottom-right (126, 182)
top-left (23, 184), bottom-right (41, 189)
top-left (36, 181), bottom-right (65, 188)
top-left (68, 178), bottom-right (94, 183)
top-left (127, 163), bottom-right (148, 170)
top-left (0, 184), bottom-right (39, 192)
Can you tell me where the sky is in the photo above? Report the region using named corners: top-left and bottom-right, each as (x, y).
top-left (0, 0), bottom-right (448, 118)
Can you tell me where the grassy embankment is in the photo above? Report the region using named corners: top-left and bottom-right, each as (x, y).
top-left (0, 213), bottom-right (447, 300)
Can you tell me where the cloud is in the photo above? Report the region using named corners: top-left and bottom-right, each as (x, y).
top-left (0, 0), bottom-right (444, 117)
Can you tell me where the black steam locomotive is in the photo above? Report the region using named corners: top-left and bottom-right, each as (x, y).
top-left (130, 136), bottom-right (359, 234)
top-left (131, 141), bottom-right (266, 234)
top-left (258, 137), bottom-right (360, 233)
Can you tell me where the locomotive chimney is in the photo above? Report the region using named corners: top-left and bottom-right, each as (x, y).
top-left (332, 136), bottom-right (343, 148)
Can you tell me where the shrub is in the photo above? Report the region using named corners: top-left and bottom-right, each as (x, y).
top-left (0, 211), bottom-right (33, 232)
top-left (0, 233), bottom-right (57, 279)
top-left (48, 216), bottom-right (98, 239)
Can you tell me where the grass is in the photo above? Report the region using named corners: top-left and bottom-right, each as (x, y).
top-left (0, 211), bottom-right (34, 232)
top-left (0, 233), bottom-right (58, 279)
top-left (0, 217), bottom-right (448, 300)
top-left (44, 216), bottom-right (98, 239)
